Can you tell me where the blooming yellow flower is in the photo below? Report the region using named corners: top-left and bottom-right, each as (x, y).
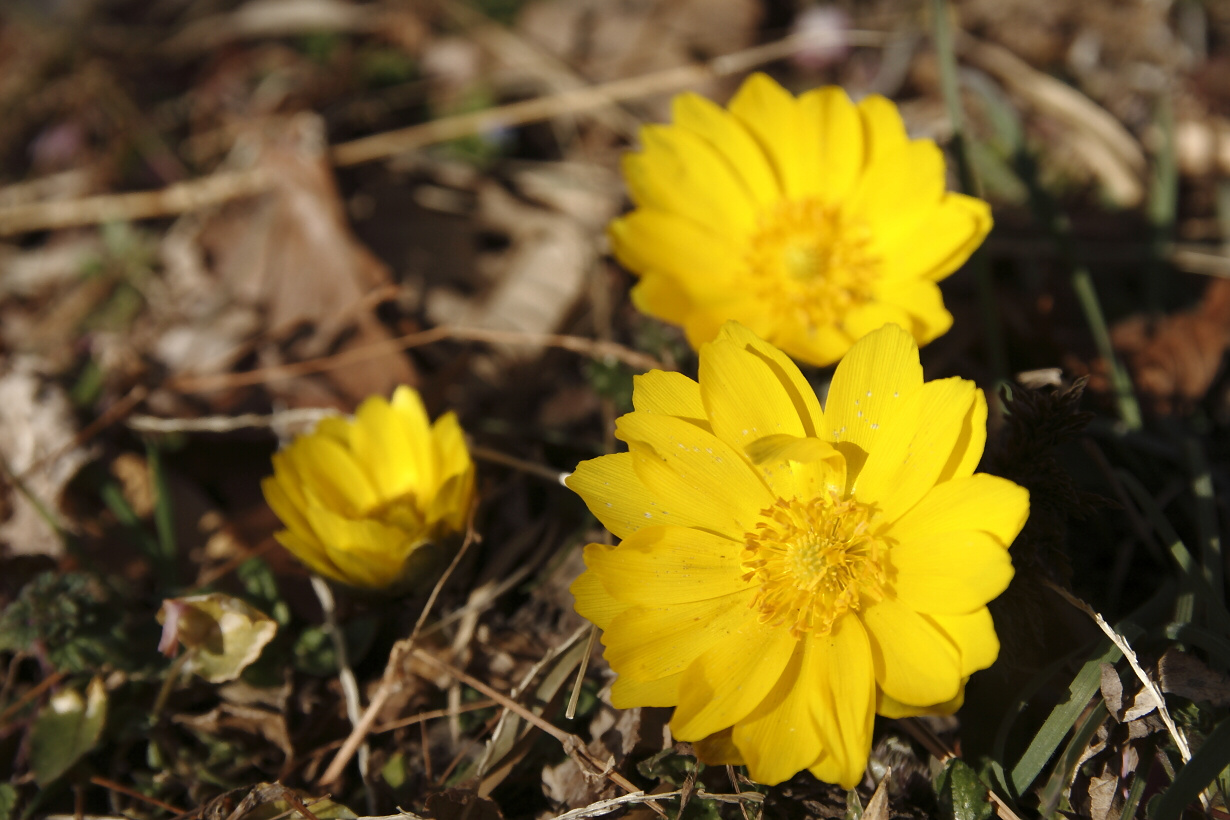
top-left (262, 386), bottom-right (475, 589)
top-left (610, 73), bottom-right (992, 366)
top-left (567, 322), bottom-right (1027, 787)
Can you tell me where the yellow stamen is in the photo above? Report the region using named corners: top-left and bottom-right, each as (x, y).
top-left (741, 494), bottom-right (889, 636)
top-left (746, 199), bottom-right (880, 332)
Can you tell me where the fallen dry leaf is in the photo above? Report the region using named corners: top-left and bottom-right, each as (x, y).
top-left (1112, 278), bottom-right (1230, 414)
top-left (0, 361), bottom-right (92, 558)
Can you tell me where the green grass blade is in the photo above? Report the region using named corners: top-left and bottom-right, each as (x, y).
top-left (1010, 639), bottom-right (1121, 796)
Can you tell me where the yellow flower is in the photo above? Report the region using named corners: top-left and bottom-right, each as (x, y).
top-left (261, 386), bottom-right (475, 589)
top-left (610, 73), bottom-right (991, 366)
top-left (567, 322), bottom-right (1027, 787)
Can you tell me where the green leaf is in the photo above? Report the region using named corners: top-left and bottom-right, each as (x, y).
top-left (1150, 715), bottom-right (1230, 820)
top-left (936, 759), bottom-right (993, 820)
top-left (29, 677), bottom-right (108, 786)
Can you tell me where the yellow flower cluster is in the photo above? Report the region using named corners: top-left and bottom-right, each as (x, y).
top-left (611, 73), bottom-right (991, 366)
top-left (261, 386), bottom-right (474, 590)
top-left (260, 72), bottom-right (1024, 791)
top-left (568, 322), bottom-right (1027, 786)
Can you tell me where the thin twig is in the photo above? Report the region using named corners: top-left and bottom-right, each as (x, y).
top-left (330, 28), bottom-right (891, 167)
top-left (129, 408), bottom-right (336, 434)
top-left (0, 668), bottom-right (67, 727)
top-left (88, 776), bottom-right (186, 815)
top-left (311, 575), bottom-right (376, 813)
top-left (1045, 581), bottom-right (1192, 764)
top-left (169, 325), bottom-right (668, 395)
top-left (469, 444), bottom-right (570, 485)
top-left (0, 167), bottom-right (272, 237)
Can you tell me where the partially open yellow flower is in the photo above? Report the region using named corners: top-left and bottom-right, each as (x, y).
top-left (568, 322), bottom-right (1027, 787)
top-left (262, 387), bottom-right (475, 589)
top-left (610, 73), bottom-right (991, 366)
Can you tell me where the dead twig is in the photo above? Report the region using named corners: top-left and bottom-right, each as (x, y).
top-left (168, 325), bottom-right (669, 394)
top-left (0, 168), bottom-right (272, 237)
top-left (330, 28), bottom-right (890, 167)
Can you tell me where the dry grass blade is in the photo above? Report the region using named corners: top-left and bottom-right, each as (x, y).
top-left (1045, 582), bottom-right (1193, 764)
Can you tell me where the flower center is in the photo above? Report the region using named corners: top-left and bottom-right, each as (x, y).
top-left (741, 494), bottom-right (889, 636)
top-left (746, 199), bottom-right (880, 331)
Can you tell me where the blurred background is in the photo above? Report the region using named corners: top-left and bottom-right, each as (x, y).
top-left (2, 1), bottom-right (1230, 818)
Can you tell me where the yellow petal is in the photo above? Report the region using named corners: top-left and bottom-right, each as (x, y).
top-left (283, 434), bottom-right (380, 517)
top-left (732, 615), bottom-right (874, 788)
top-left (824, 323), bottom-right (923, 474)
top-left (611, 671), bottom-right (682, 708)
top-left (672, 618), bottom-right (797, 739)
top-left (730, 642), bottom-right (823, 785)
top-left (861, 597), bottom-right (962, 706)
top-left (347, 395), bottom-right (413, 501)
top-left (624, 126), bottom-right (757, 236)
top-left (699, 339), bottom-right (808, 451)
top-left (261, 474), bottom-right (313, 545)
top-left (877, 194), bottom-right (992, 283)
top-left (632, 370), bottom-right (709, 430)
top-left (602, 590), bottom-right (757, 683)
top-left (887, 474), bottom-right (1029, 548)
top-left (931, 608), bottom-right (1001, 676)
top-left (853, 377), bottom-right (976, 521)
top-left (840, 301), bottom-right (916, 341)
top-left (888, 530), bottom-right (1015, 615)
top-left (776, 323), bottom-right (855, 369)
top-left (302, 501), bottom-right (417, 588)
top-left (727, 73), bottom-right (806, 200)
top-left (744, 434), bottom-right (846, 501)
top-left (853, 140), bottom-right (947, 252)
top-left (630, 273), bottom-right (694, 325)
top-left (809, 616), bottom-right (876, 788)
top-left (877, 685), bottom-right (965, 719)
top-left (273, 528), bottom-right (344, 582)
top-left (858, 95), bottom-right (910, 163)
top-left (936, 388), bottom-right (988, 484)
top-left (570, 569), bottom-right (629, 631)
top-left (617, 413), bottom-right (774, 536)
top-left (873, 279), bottom-right (954, 346)
top-left (569, 452), bottom-right (703, 540)
top-left (582, 528), bottom-right (748, 606)
top-left (390, 386), bottom-right (438, 492)
top-left (672, 91), bottom-right (781, 207)
top-left (609, 210), bottom-right (741, 296)
top-left (799, 86), bottom-right (865, 204)
top-left (714, 321), bottom-right (825, 437)
top-left (692, 728), bottom-right (745, 765)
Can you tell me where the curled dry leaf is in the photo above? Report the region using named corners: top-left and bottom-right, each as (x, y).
top-left (158, 593), bottom-right (277, 683)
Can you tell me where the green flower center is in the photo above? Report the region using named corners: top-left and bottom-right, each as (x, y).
top-left (741, 494), bottom-right (889, 636)
top-left (747, 199), bottom-right (881, 330)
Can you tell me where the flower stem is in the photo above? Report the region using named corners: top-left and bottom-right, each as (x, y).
top-left (310, 574), bottom-right (376, 814)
